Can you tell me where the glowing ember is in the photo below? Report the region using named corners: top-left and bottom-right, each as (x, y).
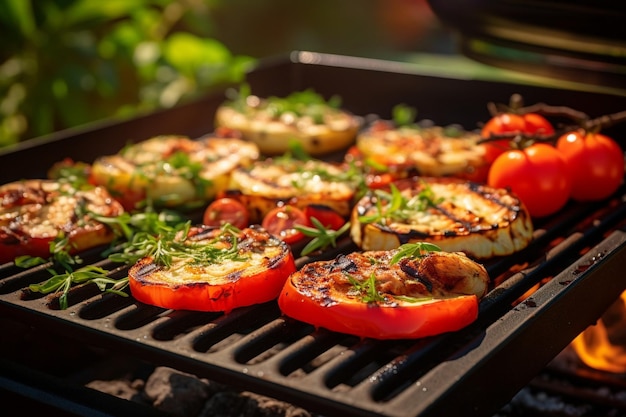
top-left (571, 290), bottom-right (626, 374)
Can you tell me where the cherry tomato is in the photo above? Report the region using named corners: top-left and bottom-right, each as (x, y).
top-left (304, 204), bottom-right (346, 230)
top-left (279, 267), bottom-right (478, 340)
top-left (262, 205), bottom-right (310, 244)
top-left (481, 112), bottom-right (555, 164)
top-left (203, 198), bottom-right (249, 229)
top-left (487, 143), bottom-right (571, 218)
top-left (556, 130), bottom-right (625, 201)
top-left (129, 226), bottom-right (297, 312)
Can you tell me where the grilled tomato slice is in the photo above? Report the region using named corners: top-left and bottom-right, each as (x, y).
top-left (128, 224), bottom-right (297, 312)
top-left (278, 244), bottom-right (489, 340)
top-left (0, 179), bottom-right (124, 264)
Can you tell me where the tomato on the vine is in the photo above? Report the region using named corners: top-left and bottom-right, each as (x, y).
top-left (487, 143), bottom-right (571, 218)
top-left (481, 112), bottom-right (555, 164)
top-left (262, 205), bottom-right (310, 244)
top-left (203, 198), bottom-right (249, 229)
top-left (556, 130), bottom-right (625, 202)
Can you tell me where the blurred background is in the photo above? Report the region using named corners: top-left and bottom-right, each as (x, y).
top-left (0, 0), bottom-right (455, 148)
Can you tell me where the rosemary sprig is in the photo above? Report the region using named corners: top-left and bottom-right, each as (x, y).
top-left (28, 265), bottom-right (128, 310)
top-left (345, 272), bottom-right (386, 303)
top-left (23, 205), bottom-right (187, 308)
top-left (358, 182), bottom-right (443, 225)
top-left (296, 218), bottom-right (351, 256)
top-left (390, 242), bottom-right (442, 265)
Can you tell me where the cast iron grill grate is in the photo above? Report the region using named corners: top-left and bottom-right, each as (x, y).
top-left (1, 53), bottom-right (626, 417)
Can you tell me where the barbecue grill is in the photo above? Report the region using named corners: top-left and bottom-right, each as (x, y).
top-left (1, 52), bottom-right (626, 417)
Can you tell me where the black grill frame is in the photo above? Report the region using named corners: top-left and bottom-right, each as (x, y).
top-left (1, 52), bottom-right (626, 417)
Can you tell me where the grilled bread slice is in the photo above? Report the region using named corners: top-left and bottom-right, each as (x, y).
top-left (225, 157), bottom-right (361, 223)
top-left (0, 179), bottom-right (124, 264)
top-left (350, 177), bottom-right (533, 259)
top-left (278, 245), bottom-right (489, 339)
top-left (214, 88), bottom-right (360, 156)
top-left (90, 134), bottom-right (259, 210)
top-left (128, 224), bottom-right (297, 312)
top-left (351, 120), bottom-right (489, 182)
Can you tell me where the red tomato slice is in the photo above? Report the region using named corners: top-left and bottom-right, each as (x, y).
top-left (262, 205), bottom-right (310, 244)
top-left (129, 226), bottom-right (297, 312)
top-left (304, 204), bottom-right (346, 230)
top-left (279, 276), bottom-right (478, 340)
top-left (556, 130), bottom-right (625, 202)
top-left (203, 197), bottom-right (249, 229)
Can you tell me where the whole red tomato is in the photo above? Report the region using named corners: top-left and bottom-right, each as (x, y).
top-left (481, 112), bottom-right (555, 164)
top-left (556, 130), bottom-right (625, 201)
top-left (487, 143), bottom-right (571, 218)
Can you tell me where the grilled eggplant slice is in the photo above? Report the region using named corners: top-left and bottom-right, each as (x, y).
top-left (350, 177), bottom-right (533, 259)
top-left (352, 120), bottom-right (489, 182)
top-left (0, 179), bottom-right (124, 264)
top-left (225, 157), bottom-right (361, 223)
top-left (214, 89), bottom-right (360, 156)
top-left (90, 134), bottom-right (259, 210)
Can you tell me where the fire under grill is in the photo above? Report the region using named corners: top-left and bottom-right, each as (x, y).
top-left (1, 52), bottom-right (626, 417)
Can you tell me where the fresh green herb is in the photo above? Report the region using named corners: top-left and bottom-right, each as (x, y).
top-left (227, 85), bottom-right (342, 125)
top-left (392, 104), bottom-right (417, 127)
top-left (358, 182), bottom-right (443, 225)
top-left (28, 265), bottom-right (129, 310)
top-left (390, 242), bottom-right (442, 265)
top-left (14, 255), bottom-right (48, 268)
top-left (113, 222), bottom-right (248, 268)
top-left (393, 294), bottom-right (434, 303)
top-left (296, 219), bottom-right (351, 256)
top-left (345, 272), bottom-right (386, 303)
top-left (48, 160), bottom-right (92, 189)
top-left (25, 206), bottom-right (187, 309)
top-left (225, 83), bottom-right (252, 113)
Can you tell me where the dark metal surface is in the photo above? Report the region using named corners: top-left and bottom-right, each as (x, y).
top-left (1, 52), bottom-right (626, 417)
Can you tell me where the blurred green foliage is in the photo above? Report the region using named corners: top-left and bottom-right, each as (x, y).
top-left (0, 0), bottom-right (254, 147)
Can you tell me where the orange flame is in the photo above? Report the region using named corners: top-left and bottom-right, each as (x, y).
top-left (571, 291), bottom-right (626, 374)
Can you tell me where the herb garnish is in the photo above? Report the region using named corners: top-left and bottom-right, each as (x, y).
top-left (296, 219), bottom-right (351, 256)
top-left (22, 206), bottom-right (188, 309)
top-left (29, 265), bottom-right (128, 310)
top-left (392, 104), bottom-right (418, 127)
top-left (345, 272), bottom-right (386, 303)
top-left (358, 182), bottom-right (443, 225)
top-left (390, 242), bottom-right (442, 265)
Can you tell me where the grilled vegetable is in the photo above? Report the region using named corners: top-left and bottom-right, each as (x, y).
top-left (354, 119), bottom-right (488, 182)
top-left (90, 134), bottom-right (259, 210)
top-left (0, 179), bottom-right (124, 264)
top-left (128, 224), bottom-right (297, 312)
top-left (214, 87), bottom-right (361, 156)
top-left (350, 177), bottom-right (533, 259)
top-left (278, 243), bottom-right (489, 340)
top-left (225, 157), bottom-right (360, 224)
